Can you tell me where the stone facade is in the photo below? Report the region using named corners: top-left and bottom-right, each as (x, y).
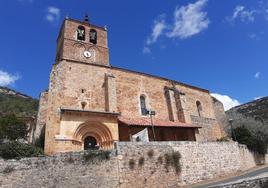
top-left (212, 97), bottom-right (229, 136)
top-left (36, 16), bottom-right (226, 155)
top-left (0, 142), bottom-right (257, 188)
top-left (34, 91), bottom-right (48, 142)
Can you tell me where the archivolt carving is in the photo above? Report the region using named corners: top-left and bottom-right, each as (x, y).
top-left (74, 121), bottom-right (113, 148)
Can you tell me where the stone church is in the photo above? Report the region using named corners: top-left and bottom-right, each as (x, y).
top-left (36, 16), bottom-right (227, 155)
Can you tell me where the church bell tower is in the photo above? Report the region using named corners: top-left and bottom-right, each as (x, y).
top-left (55, 15), bottom-right (109, 66)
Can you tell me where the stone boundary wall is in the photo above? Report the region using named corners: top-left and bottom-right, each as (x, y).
top-left (116, 142), bottom-right (257, 186)
top-left (211, 177), bottom-right (268, 188)
top-left (0, 142), bottom-right (257, 188)
top-left (190, 115), bottom-right (221, 142)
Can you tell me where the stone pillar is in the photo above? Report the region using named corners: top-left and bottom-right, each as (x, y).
top-left (165, 86), bottom-right (192, 123)
top-left (105, 73), bottom-right (117, 112)
top-left (176, 94), bottom-right (192, 123)
top-left (165, 88), bottom-right (178, 121)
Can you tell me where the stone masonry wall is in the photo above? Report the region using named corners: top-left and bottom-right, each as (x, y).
top-left (0, 142), bottom-right (257, 188)
top-left (34, 91), bottom-right (48, 142)
top-left (212, 97), bottom-right (229, 137)
top-left (191, 115), bottom-right (222, 141)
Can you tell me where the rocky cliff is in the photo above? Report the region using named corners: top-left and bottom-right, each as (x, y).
top-left (226, 96), bottom-right (268, 124)
top-left (0, 87), bottom-right (38, 117)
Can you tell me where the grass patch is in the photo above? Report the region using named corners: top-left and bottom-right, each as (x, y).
top-left (3, 166), bottom-right (14, 174)
top-left (216, 136), bottom-right (230, 142)
top-left (66, 156), bottom-right (74, 164)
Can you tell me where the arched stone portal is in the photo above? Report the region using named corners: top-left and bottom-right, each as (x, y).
top-left (74, 121), bottom-right (114, 150)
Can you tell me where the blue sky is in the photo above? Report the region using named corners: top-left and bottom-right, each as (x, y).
top-left (0, 0), bottom-right (267, 110)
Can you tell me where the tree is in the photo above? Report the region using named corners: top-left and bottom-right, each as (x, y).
top-left (0, 115), bottom-right (44, 159)
top-left (227, 111), bottom-right (268, 155)
top-left (0, 114), bottom-right (28, 142)
top-left (233, 126), bottom-right (267, 155)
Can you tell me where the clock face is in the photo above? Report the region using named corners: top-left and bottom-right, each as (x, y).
top-left (83, 51), bottom-right (92, 58)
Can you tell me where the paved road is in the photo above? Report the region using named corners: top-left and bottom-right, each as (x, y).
top-left (192, 166), bottom-right (268, 188)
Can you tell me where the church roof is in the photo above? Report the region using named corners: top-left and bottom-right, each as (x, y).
top-left (63, 58), bottom-right (210, 93)
top-left (118, 117), bottom-right (201, 128)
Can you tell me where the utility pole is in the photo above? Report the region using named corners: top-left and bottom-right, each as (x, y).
top-left (147, 110), bottom-right (156, 141)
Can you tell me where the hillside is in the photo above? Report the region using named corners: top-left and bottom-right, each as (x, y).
top-left (226, 96), bottom-right (268, 123)
top-left (0, 87), bottom-right (39, 117)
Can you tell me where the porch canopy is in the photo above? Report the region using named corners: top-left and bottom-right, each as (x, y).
top-left (118, 117), bottom-right (201, 142)
top-left (118, 117), bottom-right (201, 128)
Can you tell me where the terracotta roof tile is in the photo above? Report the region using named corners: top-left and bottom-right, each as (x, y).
top-left (118, 117), bottom-right (201, 128)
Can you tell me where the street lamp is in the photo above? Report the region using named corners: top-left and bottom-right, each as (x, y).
top-left (229, 119), bottom-right (237, 141)
top-left (147, 110), bottom-right (156, 141)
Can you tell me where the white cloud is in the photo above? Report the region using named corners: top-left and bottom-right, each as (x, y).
top-left (143, 0), bottom-right (210, 54)
top-left (249, 33), bottom-right (258, 40)
top-left (254, 71), bottom-right (261, 79)
top-left (45, 6), bottom-right (60, 23)
top-left (254, 96), bottom-right (263, 100)
top-left (211, 93), bottom-right (240, 111)
top-left (142, 47), bottom-right (151, 54)
top-left (167, 0), bottom-right (210, 39)
top-left (146, 15), bottom-right (167, 45)
top-left (227, 5), bottom-right (256, 23)
top-left (0, 70), bottom-right (20, 87)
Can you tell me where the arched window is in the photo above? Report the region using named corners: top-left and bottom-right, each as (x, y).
top-left (89, 29), bottom-right (97, 44)
top-left (140, 95), bottom-right (148, 116)
top-left (77, 26), bottom-right (85, 41)
top-left (196, 101), bottom-right (202, 117)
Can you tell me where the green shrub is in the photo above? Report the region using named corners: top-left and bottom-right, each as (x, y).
top-left (0, 141), bottom-right (43, 160)
top-left (157, 156), bottom-right (163, 164)
top-left (216, 136), bottom-right (230, 142)
top-left (2, 166), bottom-right (14, 174)
top-left (66, 156), bottom-right (74, 164)
top-left (83, 150), bottom-right (110, 163)
top-left (164, 151), bottom-right (182, 174)
top-left (233, 126), bottom-right (267, 155)
top-left (129, 159), bottom-right (135, 170)
top-left (147, 149), bottom-right (154, 158)
top-left (0, 114), bottom-right (28, 141)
